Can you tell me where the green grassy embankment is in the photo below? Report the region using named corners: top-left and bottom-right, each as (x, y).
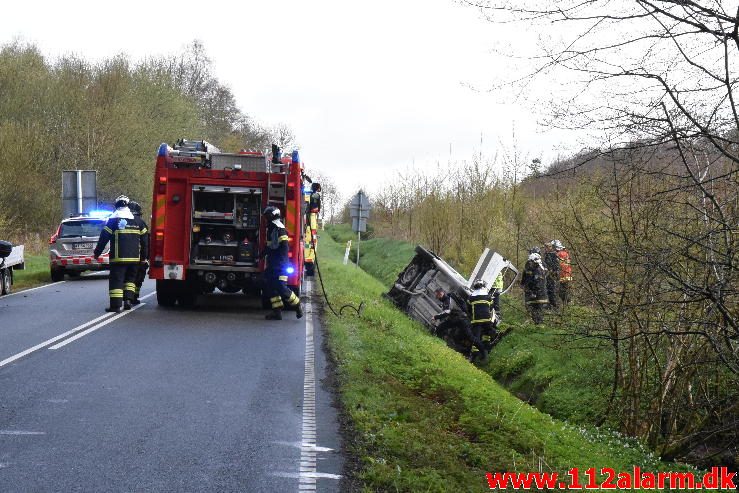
top-left (317, 228), bottom-right (686, 492)
top-left (7, 254), bottom-right (50, 291)
top-left (325, 225), bottom-right (613, 428)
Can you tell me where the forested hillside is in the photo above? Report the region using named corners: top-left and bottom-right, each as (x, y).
top-left (0, 41), bottom-right (283, 246)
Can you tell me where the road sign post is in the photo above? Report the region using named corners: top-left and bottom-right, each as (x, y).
top-left (62, 170), bottom-right (97, 218)
top-left (349, 190), bottom-right (371, 268)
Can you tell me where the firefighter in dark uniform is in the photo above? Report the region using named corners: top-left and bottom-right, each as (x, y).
top-left (433, 287), bottom-right (488, 363)
top-left (93, 196), bottom-right (148, 313)
top-left (521, 247), bottom-right (549, 324)
top-left (262, 206), bottom-right (303, 320)
top-left (467, 279), bottom-right (494, 363)
top-left (308, 183), bottom-right (321, 215)
top-left (544, 240), bottom-right (560, 309)
top-left (128, 201), bottom-right (149, 305)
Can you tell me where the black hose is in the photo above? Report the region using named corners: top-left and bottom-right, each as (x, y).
top-left (309, 237), bottom-right (364, 317)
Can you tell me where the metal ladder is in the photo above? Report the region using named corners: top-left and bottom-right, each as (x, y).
top-left (266, 163), bottom-right (289, 207)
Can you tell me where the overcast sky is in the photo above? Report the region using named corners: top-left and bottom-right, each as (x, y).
top-left (3, 0), bottom-right (576, 197)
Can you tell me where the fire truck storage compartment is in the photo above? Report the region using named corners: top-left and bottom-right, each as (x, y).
top-left (191, 185), bottom-right (262, 266)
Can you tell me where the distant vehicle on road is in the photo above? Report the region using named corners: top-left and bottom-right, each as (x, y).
top-left (0, 240), bottom-right (25, 295)
top-left (49, 213), bottom-right (110, 281)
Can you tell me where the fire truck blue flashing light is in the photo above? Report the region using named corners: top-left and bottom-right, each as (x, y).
top-left (291, 150), bottom-right (300, 164)
top-left (286, 266), bottom-right (295, 275)
top-left (157, 143), bottom-right (169, 157)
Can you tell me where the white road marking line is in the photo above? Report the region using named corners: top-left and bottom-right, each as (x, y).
top-left (298, 281), bottom-right (319, 491)
top-left (0, 312), bottom-right (113, 369)
top-left (0, 291), bottom-right (155, 369)
top-left (0, 431), bottom-right (45, 435)
top-left (1, 281), bottom-right (66, 298)
top-left (49, 292), bottom-right (155, 350)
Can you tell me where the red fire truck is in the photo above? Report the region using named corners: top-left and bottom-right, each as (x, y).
top-left (149, 139), bottom-right (305, 307)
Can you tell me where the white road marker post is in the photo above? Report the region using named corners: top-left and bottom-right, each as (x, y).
top-left (343, 240), bottom-right (351, 265)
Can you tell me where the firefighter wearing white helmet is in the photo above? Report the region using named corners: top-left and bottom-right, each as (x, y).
top-left (466, 278), bottom-right (495, 363)
top-left (261, 206), bottom-right (303, 320)
top-left (93, 195), bottom-right (148, 313)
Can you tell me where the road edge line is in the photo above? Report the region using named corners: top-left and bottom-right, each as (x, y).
top-left (299, 281), bottom-right (318, 492)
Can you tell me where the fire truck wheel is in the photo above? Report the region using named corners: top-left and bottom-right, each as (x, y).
top-left (50, 268), bottom-right (65, 282)
top-left (177, 282), bottom-right (198, 308)
top-left (304, 263), bottom-right (315, 277)
top-left (156, 280), bottom-right (178, 307)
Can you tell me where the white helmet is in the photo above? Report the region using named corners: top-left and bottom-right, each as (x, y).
top-left (114, 195), bottom-right (130, 209)
top-left (554, 240), bottom-right (564, 250)
top-left (528, 252), bottom-right (541, 262)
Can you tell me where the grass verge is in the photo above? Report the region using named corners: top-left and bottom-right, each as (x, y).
top-left (317, 230), bottom-right (689, 492)
top-left (7, 254), bottom-right (50, 292)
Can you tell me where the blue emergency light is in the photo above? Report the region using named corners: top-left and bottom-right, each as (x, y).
top-left (157, 143), bottom-right (169, 157)
top-left (291, 150), bottom-right (300, 164)
top-left (286, 266), bottom-right (295, 275)
top-left (88, 210), bottom-right (112, 218)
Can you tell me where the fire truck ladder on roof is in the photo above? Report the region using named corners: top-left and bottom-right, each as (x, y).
top-left (267, 162), bottom-right (289, 207)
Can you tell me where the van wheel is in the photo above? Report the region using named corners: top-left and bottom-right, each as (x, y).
top-left (156, 279), bottom-right (178, 307)
top-left (51, 268), bottom-right (65, 282)
top-left (1, 268), bottom-right (11, 295)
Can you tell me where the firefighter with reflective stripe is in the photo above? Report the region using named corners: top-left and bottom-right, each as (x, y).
top-left (521, 247), bottom-right (548, 324)
top-left (93, 195), bottom-right (147, 313)
top-left (554, 240), bottom-right (573, 305)
top-left (261, 206), bottom-right (303, 320)
top-left (467, 279), bottom-right (493, 363)
top-left (544, 241), bottom-right (560, 309)
top-left (491, 271), bottom-right (504, 320)
top-left (128, 201), bottom-right (150, 305)
top-left (433, 288), bottom-right (481, 360)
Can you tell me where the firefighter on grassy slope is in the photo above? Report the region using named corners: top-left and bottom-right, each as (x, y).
top-left (468, 279), bottom-right (496, 360)
top-left (544, 240), bottom-right (560, 310)
top-left (521, 247), bottom-right (548, 324)
top-left (93, 195), bottom-right (148, 313)
top-left (554, 240), bottom-right (573, 305)
top-left (128, 201), bottom-right (149, 305)
top-left (262, 206), bottom-right (303, 320)
top-left (433, 287), bottom-right (488, 363)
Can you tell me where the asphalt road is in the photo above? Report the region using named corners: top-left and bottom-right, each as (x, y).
top-left (0, 273), bottom-right (343, 492)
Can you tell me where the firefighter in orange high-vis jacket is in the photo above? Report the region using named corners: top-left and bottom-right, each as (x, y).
top-left (93, 195), bottom-right (148, 313)
top-left (261, 206), bottom-right (303, 320)
top-left (554, 240), bottom-right (573, 305)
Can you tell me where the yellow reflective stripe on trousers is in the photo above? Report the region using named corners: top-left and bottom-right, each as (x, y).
top-left (287, 293), bottom-right (299, 306)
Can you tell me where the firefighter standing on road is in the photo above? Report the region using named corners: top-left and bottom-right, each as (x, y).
top-left (544, 241), bottom-right (560, 310)
top-left (93, 195), bottom-right (148, 313)
top-left (521, 247), bottom-right (549, 324)
top-left (128, 201), bottom-right (149, 305)
top-left (261, 206), bottom-right (303, 320)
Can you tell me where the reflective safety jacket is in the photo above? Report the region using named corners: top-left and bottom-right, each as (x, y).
top-left (94, 215), bottom-right (148, 263)
top-left (131, 215), bottom-right (150, 261)
top-left (264, 219), bottom-right (289, 275)
top-left (468, 289), bottom-right (493, 324)
top-left (493, 273), bottom-right (504, 291)
top-left (557, 249), bottom-right (573, 282)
